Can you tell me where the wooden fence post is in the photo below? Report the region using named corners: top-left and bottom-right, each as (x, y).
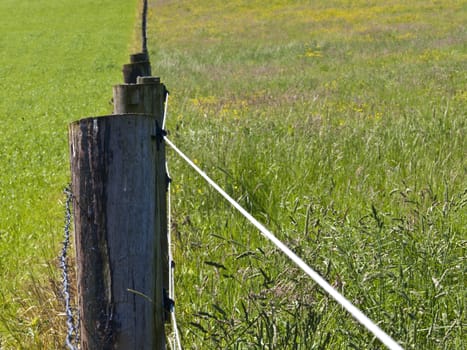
top-left (113, 76), bottom-right (170, 315)
top-left (122, 52), bottom-right (152, 83)
top-left (69, 112), bottom-right (167, 347)
top-left (68, 1), bottom-right (169, 344)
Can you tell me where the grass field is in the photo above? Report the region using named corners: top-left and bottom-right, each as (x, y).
top-left (0, 0), bottom-right (138, 347)
top-left (0, 0), bottom-right (465, 348)
top-left (150, 0), bottom-right (466, 349)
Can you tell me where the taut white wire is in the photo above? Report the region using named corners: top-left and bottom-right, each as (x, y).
top-left (163, 93), bottom-right (182, 350)
top-left (162, 93), bottom-right (169, 130)
top-left (163, 136), bottom-right (404, 350)
top-left (166, 165), bottom-right (182, 350)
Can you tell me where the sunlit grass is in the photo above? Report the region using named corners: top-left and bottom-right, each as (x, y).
top-left (151, 0), bottom-right (466, 349)
top-left (0, 0), bottom-right (465, 348)
top-left (0, 0), bottom-right (138, 347)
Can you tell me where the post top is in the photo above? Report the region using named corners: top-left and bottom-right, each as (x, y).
top-left (137, 76), bottom-right (161, 84)
top-left (130, 52), bottom-right (149, 63)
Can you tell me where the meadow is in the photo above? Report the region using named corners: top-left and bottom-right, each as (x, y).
top-left (151, 0), bottom-right (466, 349)
top-left (0, 0), bottom-right (138, 347)
top-left (0, 0), bottom-right (465, 348)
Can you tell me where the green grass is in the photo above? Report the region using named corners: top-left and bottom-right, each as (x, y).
top-left (0, 0), bottom-right (138, 347)
top-left (150, 1), bottom-right (466, 349)
top-left (0, 0), bottom-right (465, 348)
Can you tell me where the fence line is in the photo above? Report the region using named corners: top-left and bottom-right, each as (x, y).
top-left (163, 135), bottom-right (404, 350)
top-left (141, 0), bottom-right (148, 54)
top-left (69, 0), bottom-right (395, 347)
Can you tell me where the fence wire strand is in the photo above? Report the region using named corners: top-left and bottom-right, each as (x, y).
top-left (60, 187), bottom-right (79, 350)
top-left (163, 136), bottom-right (404, 350)
top-left (167, 166), bottom-right (183, 350)
top-left (163, 93), bottom-right (183, 350)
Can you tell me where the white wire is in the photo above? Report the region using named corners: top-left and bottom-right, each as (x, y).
top-left (163, 136), bottom-right (404, 350)
top-left (167, 164), bottom-right (174, 298)
top-left (162, 93), bottom-right (169, 130)
top-left (167, 165), bottom-right (182, 350)
top-left (162, 92), bottom-right (183, 350)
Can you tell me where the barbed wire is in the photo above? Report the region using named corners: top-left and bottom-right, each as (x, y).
top-left (60, 186), bottom-right (79, 350)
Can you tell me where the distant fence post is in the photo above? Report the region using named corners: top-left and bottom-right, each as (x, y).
top-left (68, 73), bottom-right (168, 348)
top-left (122, 52), bottom-right (152, 83)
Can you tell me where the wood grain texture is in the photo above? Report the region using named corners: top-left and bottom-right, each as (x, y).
top-left (69, 114), bottom-right (165, 349)
top-left (113, 78), bottom-right (170, 320)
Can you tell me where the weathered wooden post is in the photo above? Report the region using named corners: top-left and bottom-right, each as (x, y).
top-left (69, 114), bottom-right (166, 349)
top-left (69, 73), bottom-right (169, 349)
top-left (113, 76), bottom-right (170, 313)
top-left (122, 52), bottom-right (152, 83)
